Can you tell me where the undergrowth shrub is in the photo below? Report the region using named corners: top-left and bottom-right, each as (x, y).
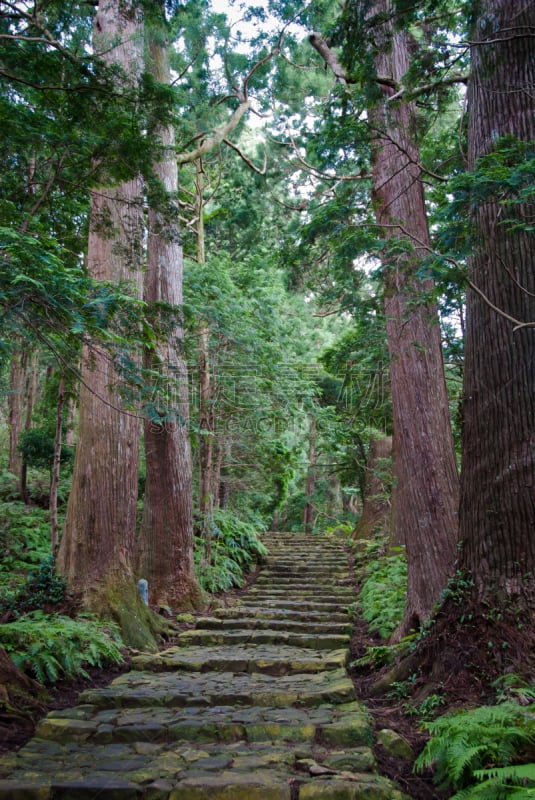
top-left (416, 701), bottom-right (535, 800)
top-left (195, 509), bottom-right (267, 593)
top-left (0, 611), bottom-right (124, 684)
top-left (357, 546), bottom-right (407, 639)
top-left (0, 500), bottom-right (52, 603)
top-left (1, 556), bottom-right (68, 617)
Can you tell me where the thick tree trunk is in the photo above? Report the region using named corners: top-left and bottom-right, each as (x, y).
top-left (369, 0), bottom-right (459, 637)
top-left (138, 4), bottom-right (203, 610)
top-left (57, 0), bottom-right (160, 648)
top-left (459, 0), bottom-right (535, 603)
top-left (353, 435), bottom-right (392, 541)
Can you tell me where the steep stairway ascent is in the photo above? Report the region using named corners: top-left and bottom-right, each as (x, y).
top-left (0, 532), bottom-right (403, 800)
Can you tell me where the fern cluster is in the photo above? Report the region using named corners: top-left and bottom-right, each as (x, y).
top-left (195, 509), bottom-right (267, 594)
top-left (357, 548), bottom-right (407, 639)
top-left (0, 610), bottom-right (124, 684)
top-left (416, 701), bottom-right (535, 800)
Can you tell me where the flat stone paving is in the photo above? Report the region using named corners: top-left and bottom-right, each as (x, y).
top-left (0, 532), bottom-right (404, 800)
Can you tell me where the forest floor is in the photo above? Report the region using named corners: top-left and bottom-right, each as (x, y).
top-left (0, 550), bottom-right (449, 800)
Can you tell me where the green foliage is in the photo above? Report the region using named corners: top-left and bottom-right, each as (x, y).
top-left (2, 557), bottom-right (67, 617)
top-left (357, 549), bottom-right (408, 639)
top-left (18, 428), bottom-right (73, 469)
top-left (195, 509), bottom-right (267, 594)
top-left (0, 611), bottom-right (124, 684)
top-left (416, 702), bottom-right (535, 798)
top-left (0, 500), bottom-right (51, 583)
top-left (403, 692), bottom-right (447, 721)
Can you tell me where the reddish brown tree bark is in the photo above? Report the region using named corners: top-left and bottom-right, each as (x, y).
top-left (138, 2), bottom-right (203, 610)
top-left (353, 435), bottom-right (392, 541)
top-left (368, 0), bottom-right (459, 637)
top-left (310, 9), bottom-right (459, 636)
top-left (57, 0), bottom-right (158, 648)
top-left (459, 0), bottom-right (535, 604)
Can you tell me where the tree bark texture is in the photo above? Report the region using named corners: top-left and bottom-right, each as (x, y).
top-left (49, 374), bottom-right (65, 551)
top-left (195, 160), bottom-right (216, 559)
top-left (353, 435), bottom-right (392, 541)
top-left (56, 0), bottom-right (156, 647)
top-left (459, 0), bottom-right (535, 603)
top-left (138, 6), bottom-right (202, 610)
top-left (368, 0), bottom-right (459, 635)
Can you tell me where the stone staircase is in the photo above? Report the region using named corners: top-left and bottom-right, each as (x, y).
top-left (0, 532), bottom-right (403, 799)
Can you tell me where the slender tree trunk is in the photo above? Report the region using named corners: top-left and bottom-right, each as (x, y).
top-left (195, 159), bottom-right (216, 560)
top-left (353, 435), bottom-right (392, 541)
top-left (459, 0), bottom-right (535, 604)
top-left (195, 159), bottom-right (215, 562)
top-left (8, 349), bottom-right (26, 476)
top-left (57, 0), bottom-right (159, 648)
top-left (369, 0), bottom-right (459, 637)
top-left (303, 415), bottom-right (317, 533)
top-left (49, 375), bottom-right (65, 551)
top-left (138, 4), bottom-right (202, 610)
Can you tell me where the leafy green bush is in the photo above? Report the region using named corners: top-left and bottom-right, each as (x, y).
top-left (357, 548), bottom-right (407, 638)
top-left (0, 501), bottom-right (52, 603)
top-left (195, 509), bottom-right (267, 594)
top-left (0, 611), bottom-right (124, 684)
top-left (415, 701), bottom-right (535, 800)
top-left (1, 556), bottom-right (67, 616)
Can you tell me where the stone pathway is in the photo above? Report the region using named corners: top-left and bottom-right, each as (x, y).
top-left (0, 532), bottom-right (403, 799)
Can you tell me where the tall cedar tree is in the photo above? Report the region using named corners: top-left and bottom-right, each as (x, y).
top-left (138, 2), bottom-right (203, 610)
top-left (459, 0), bottom-right (534, 609)
top-left (367, 0), bottom-right (459, 637)
top-left (57, 0), bottom-right (159, 648)
top-left (310, 0), bottom-right (459, 634)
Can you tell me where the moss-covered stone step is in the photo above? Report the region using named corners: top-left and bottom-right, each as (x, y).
top-left (79, 668), bottom-right (357, 710)
top-left (176, 629), bottom-right (350, 650)
top-left (131, 645), bottom-right (348, 676)
top-left (211, 606), bottom-right (350, 624)
top-left (0, 739), bottom-right (402, 800)
top-left (255, 570), bottom-right (351, 586)
top-left (228, 598), bottom-right (350, 613)
top-left (249, 580), bottom-right (353, 591)
top-left (195, 616), bottom-right (353, 634)
top-left (245, 589), bottom-right (354, 604)
top-left (33, 699), bottom-right (372, 748)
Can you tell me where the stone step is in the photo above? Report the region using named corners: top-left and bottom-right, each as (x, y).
top-left (79, 668), bottom-right (358, 710)
top-left (255, 573), bottom-right (351, 583)
top-left (212, 605), bottom-right (350, 624)
top-left (0, 740), bottom-right (401, 800)
top-left (254, 576), bottom-right (352, 588)
top-left (230, 598), bottom-right (350, 613)
top-left (0, 533), bottom-right (404, 800)
top-left (247, 583), bottom-right (355, 603)
top-left (177, 629), bottom-right (350, 650)
top-left (266, 562), bottom-right (348, 581)
top-left (196, 616), bottom-right (353, 634)
top-left (131, 645), bottom-right (347, 676)
top-left (34, 699), bottom-right (372, 748)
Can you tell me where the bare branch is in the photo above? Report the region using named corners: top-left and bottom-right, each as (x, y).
top-left (386, 72), bottom-right (468, 104)
top-left (288, 135), bottom-right (371, 181)
top-left (223, 138), bottom-right (267, 175)
top-left (309, 32), bottom-right (349, 84)
top-left (176, 96), bottom-right (251, 165)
